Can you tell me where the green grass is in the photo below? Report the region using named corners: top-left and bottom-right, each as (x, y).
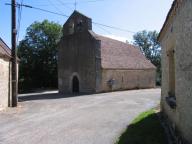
top-left (116, 109), bottom-right (167, 144)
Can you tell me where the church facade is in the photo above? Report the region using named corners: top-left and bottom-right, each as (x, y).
top-left (159, 0), bottom-right (192, 143)
top-left (58, 11), bottom-right (156, 94)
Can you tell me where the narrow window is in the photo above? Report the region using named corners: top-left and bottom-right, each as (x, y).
top-left (166, 49), bottom-right (176, 109)
top-left (168, 49), bottom-right (175, 97)
top-left (69, 21), bottom-right (74, 35)
top-left (77, 19), bottom-right (83, 32)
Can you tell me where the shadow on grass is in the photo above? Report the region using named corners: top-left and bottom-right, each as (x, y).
top-left (116, 110), bottom-right (167, 144)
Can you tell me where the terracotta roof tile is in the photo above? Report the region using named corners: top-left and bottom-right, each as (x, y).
top-left (92, 33), bottom-right (156, 70)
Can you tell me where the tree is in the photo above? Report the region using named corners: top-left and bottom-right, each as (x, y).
top-left (18, 20), bottom-right (62, 92)
top-left (133, 30), bottom-right (161, 85)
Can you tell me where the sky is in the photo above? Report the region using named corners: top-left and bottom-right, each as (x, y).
top-left (0, 0), bottom-right (174, 47)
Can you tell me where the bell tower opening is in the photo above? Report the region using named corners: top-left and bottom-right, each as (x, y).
top-left (69, 21), bottom-right (74, 35)
top-left (72, 76), bottom-right (79, 93)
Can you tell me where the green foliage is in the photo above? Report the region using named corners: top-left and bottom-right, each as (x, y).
top-left (116, 110), bottom-right (167, 144)
top-left (17, 20), bottom-right (62, 93)
top-left (133, 30), bottom-right (161, 85)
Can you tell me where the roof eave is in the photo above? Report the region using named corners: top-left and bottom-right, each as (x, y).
top-left (0, 53), bottom-right (11, 60)
top-left (158, 0), bottom-right (184, 42)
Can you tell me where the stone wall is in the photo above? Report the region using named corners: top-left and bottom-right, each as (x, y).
top-left (99, 69), bottom-right (156, 92)
top-left (58, 31), bottom-right (97, 93)
top-left (160, 0), bottom-right (192, 143)
top-left (0, 58), bottom-right (11, 109)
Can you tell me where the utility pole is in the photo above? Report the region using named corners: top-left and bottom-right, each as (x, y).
top-left (11, 0), bottom-right (17, 107)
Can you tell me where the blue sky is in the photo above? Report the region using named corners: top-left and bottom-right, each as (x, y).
top-left (0, 0), bottom-right (173, 47)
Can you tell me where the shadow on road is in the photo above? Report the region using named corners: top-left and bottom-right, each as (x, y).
top-left (18, 92), bottom-right (88, 102)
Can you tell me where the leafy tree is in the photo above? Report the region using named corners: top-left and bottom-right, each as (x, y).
top-left (18, 20), bottom-right (62, 92)
top-left (133, 30), bottom-right (161, 85)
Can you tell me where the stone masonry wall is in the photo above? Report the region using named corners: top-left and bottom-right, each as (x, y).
top-left (0, 58), bottom-right (10, 109)
top-left (161, 0), bottom-right (192, 143)
top-left (58, 31), bottom-right (97, 93)
top-left (100, 69), bottom-right (156, 92)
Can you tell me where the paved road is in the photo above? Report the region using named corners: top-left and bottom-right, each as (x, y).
top-left (0, 89), bottom-right (160, 144)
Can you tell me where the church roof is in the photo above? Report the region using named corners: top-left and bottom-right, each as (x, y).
top-left (0, 37), bottom-right (11, 59)
top-left (89, 31), bottom-right (156, 70)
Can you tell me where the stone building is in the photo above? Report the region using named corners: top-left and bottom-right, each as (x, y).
top-left (0, 38), bottom-right (12, 109)
top-left (158, 0), bottom-right (192, 143)
top-left (58, 11), bottom-right (156, 94)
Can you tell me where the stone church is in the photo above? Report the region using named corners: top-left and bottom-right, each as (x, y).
top-left (58, 11), bottom-right (156, 94)
top-left (159, 0), bottom-right (192, 143)
top-left (0, 38), bottom-right (13, 109)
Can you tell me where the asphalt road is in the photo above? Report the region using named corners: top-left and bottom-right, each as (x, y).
top-left (0, 89), bottom-right (160, 144)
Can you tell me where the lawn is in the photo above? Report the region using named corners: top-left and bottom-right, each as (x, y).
top-left (116, 109), bottom-right (167, 144)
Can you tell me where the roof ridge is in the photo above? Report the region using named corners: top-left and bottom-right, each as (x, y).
top-left (93, 33), bottom-right (135, 48)
top-left (158, 0), bottom-right (185, 41)
top-left (73, 10), bottom-right (91, 19)
top-left (0, 37), bottom-right (11, 57)
top-left (0, 37), bottom-right (10, 49)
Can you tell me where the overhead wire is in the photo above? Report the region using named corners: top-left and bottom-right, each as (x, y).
top-left (93, 23), bottom-right (113, 35)
top-left (47, 0), bottom-right (66, 15)
top-left (76, 0), bottom-right (105, 4)
top-left (33, 0), bottom-right (105, 7)
top-left (92, 22), bottom-right (136, 34)
top-left (6, 2), bottom-right (136, 34)
top-left (75, 0), bottom-right (77, 10)
top-left (16, 0), bottom-right (24, 44)
top-left (55, 0), bottom-right (74, 11)
top-left (17, 4), bottom-right (70, 18)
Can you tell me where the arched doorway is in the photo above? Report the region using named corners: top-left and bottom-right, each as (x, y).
top-left (72, 76), bottom-right (79, 93)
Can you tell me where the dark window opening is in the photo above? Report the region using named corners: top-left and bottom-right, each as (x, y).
top-left (77, 20), bottom-right (83, 32)
top-left (168, 49), bottom-right (175, 97)
top-left (69, 21), bottom-right (74, 34)
top-left (72, 76), bottom-right (79, 93)
top-left (166, 49), bottom-right (176, 109)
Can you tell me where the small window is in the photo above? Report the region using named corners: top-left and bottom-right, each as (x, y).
top-left (166, 49), bottom-right (176, 109)
top-left (69, 21), bottom-right (74, 34)
top-left (76, 19), bottom-right (83, 32)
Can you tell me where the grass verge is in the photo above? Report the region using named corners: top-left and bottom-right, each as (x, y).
top-left (116, 109), bottom-right (167, 144)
